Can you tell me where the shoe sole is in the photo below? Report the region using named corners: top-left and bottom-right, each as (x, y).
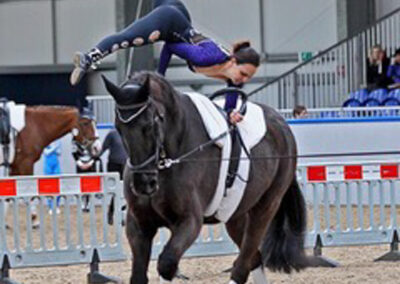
top-left (70, 52), bottom-right (86, 86)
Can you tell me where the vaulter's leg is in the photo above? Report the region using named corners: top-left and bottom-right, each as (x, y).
top-left (157, 214), bottom-right (202, 282)
top-left (70, 3), bottom-right (192, 86)
top-left (127, 211), bottom-right (157, 284)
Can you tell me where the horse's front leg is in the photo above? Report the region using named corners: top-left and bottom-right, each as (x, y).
top-left (126, 211), bottom-right (157, 284)
top-left (158, 214), bottom-right (202, 282)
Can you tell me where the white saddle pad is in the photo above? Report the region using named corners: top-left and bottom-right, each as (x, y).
top-left (0, 101), bottom-right (26, 174)
top-left (184, 92), bottom-right (266, 222)
top-left (8, 101), bottom-right (26, 132)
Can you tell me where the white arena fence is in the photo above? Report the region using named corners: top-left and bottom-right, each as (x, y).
top-left (2, 162), bottom-right (400, 282)
top-left (88, 96), bottom-right (400, 124)
top-left (280, 106), bottom-right (400, 119)
top-left (298, 161), bottom-right (400, 264)
top-left (0, 173), bottom-right (125, 284)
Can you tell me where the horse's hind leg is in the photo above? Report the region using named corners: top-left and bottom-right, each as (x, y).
top-left (126, 212), bottom-right (157, 284)
top-left (226, 215), bottom-right (267, 284)
top-left (157, 215), bottom-right (202, 282)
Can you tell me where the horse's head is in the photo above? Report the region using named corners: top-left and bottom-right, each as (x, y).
top-left (102, 73), bottom-right (168, 196)
top-left (72, 108), bottom-right (102, 158)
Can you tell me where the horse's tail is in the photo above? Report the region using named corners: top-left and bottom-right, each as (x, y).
top-left (261, 176), bottom-right (308, 273)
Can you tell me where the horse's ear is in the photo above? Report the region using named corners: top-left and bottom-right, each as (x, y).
top-left (139, 75), bottom-right (151, 95)
top-left (102, 75), bottom-right (123, 102)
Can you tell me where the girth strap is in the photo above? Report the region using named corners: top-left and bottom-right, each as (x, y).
top-left (226, 127), bottom-right (250, 188)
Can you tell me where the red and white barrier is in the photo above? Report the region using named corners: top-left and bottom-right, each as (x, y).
top-left (306, 164), bottom-right (399, 182)
top-left (0, 175), bottom-right (102, 196)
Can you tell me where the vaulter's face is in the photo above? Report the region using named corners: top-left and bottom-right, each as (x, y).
top-left (230, 63), bottom-right (258, 85)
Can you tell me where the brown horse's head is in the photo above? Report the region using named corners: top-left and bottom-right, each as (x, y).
top-left (72, 109), bottom-right (102, 157)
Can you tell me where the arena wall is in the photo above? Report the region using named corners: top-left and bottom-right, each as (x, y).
top-left (31, 118), bottom-right (400, 175)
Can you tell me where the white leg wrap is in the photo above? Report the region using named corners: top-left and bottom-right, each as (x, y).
top-left (251, 266), bottom-right (268, 284)
top-left (228, 281), bottom-right (238, 284)
top-left (160, 276), bottom-right (172, 283)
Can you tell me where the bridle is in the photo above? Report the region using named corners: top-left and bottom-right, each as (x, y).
top-left (116, 97), bottom-right (169, 174)
top-left (72, 117), bottom-right (99, 154)
top-left (118, 87), bottom-right (250, 175)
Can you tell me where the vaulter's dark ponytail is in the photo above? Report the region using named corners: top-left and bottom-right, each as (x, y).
top-left (232, 40), bottom-right (260, 67)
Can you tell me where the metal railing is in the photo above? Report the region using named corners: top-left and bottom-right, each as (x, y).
top-left (2, 166), bottom-right (400, 276)
top-left (249, 7), bottom-right (400, 109)
top-left (280, 105), bottom-right (400, 119)
top-left (151, 162), bottom-right (400, 265)
top-left (0, 173), bottom-right (125, 284)
top-left (88, 95), bottom-right (400, 124)
top-left (89, 96), bottom-right (116, 124)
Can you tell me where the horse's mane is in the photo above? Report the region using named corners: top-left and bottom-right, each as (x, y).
top-left (126, 71), bottom-right (179, 109)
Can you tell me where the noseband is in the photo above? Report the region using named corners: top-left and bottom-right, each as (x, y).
top-left (116, 98), bottom-right (169, 174)
top-left (73, 119), bottom-right (99, 152)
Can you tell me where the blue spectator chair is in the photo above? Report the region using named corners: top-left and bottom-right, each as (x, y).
top-left (382, 89), bottom-right (400, 105)
top-left (342, 98), bottom-right (362, 117)
top-left (362, 98), bottom-right (382, 116)
top-left (365, 88), bottom-right (388, 105)
top-left (349, 89), bottom-right (369, 104)
top-left (342, 98), bottom-right (362, 107)
top-left (383, 98), bottom-right (400, 106)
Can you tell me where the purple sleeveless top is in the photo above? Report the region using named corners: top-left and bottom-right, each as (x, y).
top-left (157, 39), bottom-right (230, 75)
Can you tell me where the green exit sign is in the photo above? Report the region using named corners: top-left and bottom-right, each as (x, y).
top-left (299, 51), bottom-right (314, 62)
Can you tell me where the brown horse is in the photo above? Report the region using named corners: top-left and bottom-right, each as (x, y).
top-left (9, 105), bottom-right (101, 176)
top-left (2, 105), bottom-right (101, 227)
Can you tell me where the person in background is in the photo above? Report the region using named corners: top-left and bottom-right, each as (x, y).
top-left (43, 139), bottom-right (62, 214)
top-left (293, 105), bottom-right (308, 119)
top-left (387, 48), bottom-right (400, 89)
top-left (72, 137), bottom-right (102, 212)
top-left (100, 129), bottom-right (128, 180)
top-left (366, 45), bottom-right (391, 91)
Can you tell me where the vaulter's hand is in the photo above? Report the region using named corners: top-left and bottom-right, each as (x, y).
top-left (229, 111), bottom-right (243, 124)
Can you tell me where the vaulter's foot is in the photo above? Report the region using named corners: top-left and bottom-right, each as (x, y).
top-left (70, 52), bottom-right (92, 86)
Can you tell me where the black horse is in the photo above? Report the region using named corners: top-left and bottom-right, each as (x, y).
top-left (102, 72), bottom-right (308, 284)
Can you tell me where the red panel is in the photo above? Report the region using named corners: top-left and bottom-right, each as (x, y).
top-left (0, 180), bottom-right (16, 196)
top-left (81, 176), bottom-right (102, 193)
top-left (38, 178), bottom-right (60, 195)
top-left (344, 165), bottom-right (363, 180)
top-left (381, 164), bottom-right (398, 179)
top-left (307, 166), bottom-right (326, 182)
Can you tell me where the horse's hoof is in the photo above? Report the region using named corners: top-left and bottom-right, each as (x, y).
top-left (159, 276), bottom-right (173, 283)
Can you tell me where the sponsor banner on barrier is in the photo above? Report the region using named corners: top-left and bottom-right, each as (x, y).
top-left (0, 175), bottom-right (103, 196)
top-left (307, 164), bottom-right (400, 182)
